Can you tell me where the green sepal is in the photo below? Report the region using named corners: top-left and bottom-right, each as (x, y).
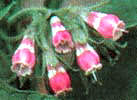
top-left (43, 50), bottom-right (59, 69)
top-left (55, 52), bottom-right (80, 72)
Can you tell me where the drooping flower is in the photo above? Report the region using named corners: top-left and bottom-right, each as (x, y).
top-left (76, 43), bottom-right (102, 76)
top-left (47, 64), bottom-right (72, 96)
top-left (11, 35), bottom-right (36, 77)
top-left (81, 12), bottom-right (127, 40)
top-left (50, 16), bottom-right (74, 53)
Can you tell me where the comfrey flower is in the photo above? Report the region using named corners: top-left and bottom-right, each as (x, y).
top-left (50, 16), bottom-right (74, 53)
top-left (11, 35), bottom-right (36, 77)
top-left (47, 64), bottom-right (72, 96)
top-left (76, 43), bottom-right (102, 76)
top-left (81, 12), bottom-right (127, 40)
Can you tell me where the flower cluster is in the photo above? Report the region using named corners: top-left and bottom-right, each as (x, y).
top-left (10, 11), bottom-right (127, 97)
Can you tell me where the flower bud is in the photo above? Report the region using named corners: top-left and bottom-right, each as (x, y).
top-left (47, 64), bottom-right (72, 96)
top-left (81, 12), bottom-right (127, 40)
top-left (76, 43), bottom-right (102, 75)
top-left (50, 16), bottom-right (74, 53)
top-left (11, 35), bottom-right (36, 77)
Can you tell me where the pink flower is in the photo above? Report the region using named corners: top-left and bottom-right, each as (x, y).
top-left (47, 64), bottom-right (72, 96)
top-left (76, 43), bottom-right (102, 75)
top-left (50, 16), bottom-right (74, 53)
top-left (81, 12), bottom-right (127, 40)
top-left (11, 35), bottom-right (36, 77)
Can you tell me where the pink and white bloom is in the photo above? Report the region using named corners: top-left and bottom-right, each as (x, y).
top-left (47, 64), bottom-right (72, 96)
top-left (76, 43), bottom-right (102, 75)
top-left (11, 35), bottom-right (36, 77)
top-left (81, 12), bottom-right (127, 40)
top-left (50, 16), bottom-right (74, 53)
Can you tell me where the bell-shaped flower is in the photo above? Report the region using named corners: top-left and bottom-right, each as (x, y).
top-left (11, 35), bottom-right (36, 77)
top-left (50, 16), bottom-right (74, 53)
top-left (81, 12), bottom-right (127, 40)
top-left (76, 43), bottom-right (102, 75)
top-left (47, 64), bottom-right (72, 96)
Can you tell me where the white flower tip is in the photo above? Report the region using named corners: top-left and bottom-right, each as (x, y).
top-left (48, 69), bottom-right (56, 79)
top-left (50, 16), bottom-right (60, 24)
top-left (76, 47), bottom-right (84, 56)
top-left (58, 66), bottom-right (66, 73)
top-left (86, 43), bottom-right (94, 51)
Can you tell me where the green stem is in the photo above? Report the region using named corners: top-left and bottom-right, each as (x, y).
top-left (0, 1), bottom-right (16, 20)
top-left (0, 29), bottom-right (23, 42)
top-left (8, 7), bottom-right (50, 23)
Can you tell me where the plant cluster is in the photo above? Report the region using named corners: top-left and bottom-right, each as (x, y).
top-left (0, 1), bottom-right (129, 99)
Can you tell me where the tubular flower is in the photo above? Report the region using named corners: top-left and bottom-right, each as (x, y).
top-left (47, 64), bottom-right (72, 96)
top-left (76, 43), bottom-right (102, 75)
top-left (11, 35), bottom-right (36, 77)
top-left (50, 16), bottom-right (74, 53)
top-left (81, 12), bottom-right (127, 40)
